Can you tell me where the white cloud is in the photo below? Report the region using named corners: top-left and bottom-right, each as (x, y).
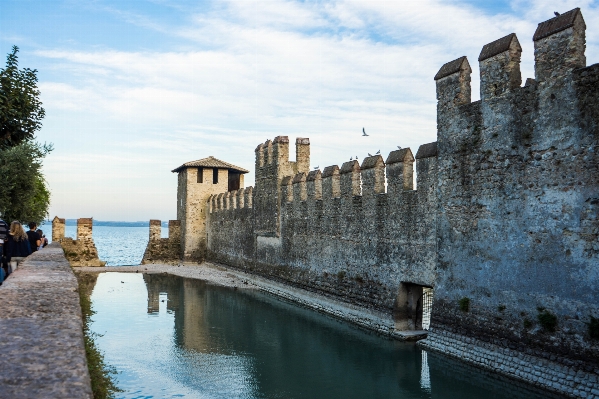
top-left (32, 0), bottom-right (599, 220)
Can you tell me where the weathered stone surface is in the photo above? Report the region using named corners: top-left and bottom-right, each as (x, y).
top-left (55, 218), bottom-right (106, 267)
top-left (0, 244), bottom-right (92, 399)
top-left (142, 220), bottom-right (181, 264)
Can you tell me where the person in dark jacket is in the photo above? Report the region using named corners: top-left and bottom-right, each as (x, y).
top-left (27, 222), bottom-right (41, 253)
top-left (6, 221), bottom-right (31, 274)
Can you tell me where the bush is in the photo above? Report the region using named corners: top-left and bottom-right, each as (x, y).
top-left (458, 297), bottom-right (470, 312)
top-left (537, 310), bottom-right (557, 332)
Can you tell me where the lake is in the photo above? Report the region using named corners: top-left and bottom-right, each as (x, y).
top-left (58, 224), bottom-right (166, 266)
top-left (89, 272), bottom-right (563, 399)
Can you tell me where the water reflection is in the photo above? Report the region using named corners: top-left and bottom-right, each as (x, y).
top-left (89, 273), bottom-right (563, 399)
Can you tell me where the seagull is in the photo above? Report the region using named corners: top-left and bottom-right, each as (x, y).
top-left (397, 145), bottom-right (402, 150)
top-left (362, 128), bottom-right (369, 136)
top-left (368, 153), bottom-right (372, 156)
top-left (314, 166), bottom-right (319, 170)
top-left (376, 150), bottom-right (380, 155)
top-left (350, 156), bottom-right (353, 160)
top-left (554, 11), bottom-right (560, 17)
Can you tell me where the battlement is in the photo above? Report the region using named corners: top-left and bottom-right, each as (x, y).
top-left (142, 219), bottom-right (182, 264)
top-left (254, 136), bottom-right (310, 179)
top-left (434, 7), bottom-right (596, 155)
top-left (278, 142), bottom-right (437, 205)
top-left (209, 186), bottom-right (254, 213)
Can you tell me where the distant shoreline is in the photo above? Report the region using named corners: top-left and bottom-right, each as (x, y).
top-left (44, 220), bottom-right (168, 228)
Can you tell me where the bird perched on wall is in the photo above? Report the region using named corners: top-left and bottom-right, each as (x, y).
top-left (350, 157), bottom-right (353, 160)
top-left (397, 146), bottom-right (402, 150)
top-left (314, 166), bottom-right (319, 170)
top-left (376, 150), bottom-right (380, 154)
top-left (368, 153), bottom-right (372, 156)
top-left (554, 11), bottom-right (560, 17)
top-left (362, 128), bottom-right (369, 136)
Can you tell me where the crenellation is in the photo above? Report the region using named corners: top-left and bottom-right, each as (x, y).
top-left (533, 8), bottom-right (586, 83)
top-left (306, 169), bottom-right (322, 200)
top-left (245, 186), bottom-right (253, 208)
top-left (292, 172), bottom-right (307, 201)
top-left (386, 148), bottom-right (414, 193)
top-left (322, 165), bottom-right (340, 199)
top-left (149, 219), bottom-right (161, 240)
top-left (360, 155), bottom-right (385, 196)
top-left (237, 188), bottom-right (245, 209)
top-left (479, 33), bottom-right (522, 101)
top-left (281, 176), bottom-right (293, 203)
top-left (339, 160), bottom-right (361, 197)
top-left (51, 216), bottom-right (66, 242)
top-left (294, 137), bottom-right (310, 175)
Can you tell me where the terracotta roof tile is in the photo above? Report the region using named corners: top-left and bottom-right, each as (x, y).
top-left (171, 156), bottom-right (249, 173)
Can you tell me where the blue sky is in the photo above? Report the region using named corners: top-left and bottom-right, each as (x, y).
top-left (1, 0), bottom-right (597, 221)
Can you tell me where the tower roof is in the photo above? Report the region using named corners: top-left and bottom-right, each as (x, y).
top-left (171, 156), bottom-right (249, 173)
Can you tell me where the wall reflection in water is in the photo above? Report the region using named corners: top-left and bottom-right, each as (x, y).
top-left (89, 272), bottom-right (563, 399)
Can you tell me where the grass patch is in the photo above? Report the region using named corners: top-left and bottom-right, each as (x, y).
top-left (77, 273), bottom-right (122, 399)
top-left (537, 309), bottom-right (558, 333)
top-left (458, 297), bottom-right (470, 312)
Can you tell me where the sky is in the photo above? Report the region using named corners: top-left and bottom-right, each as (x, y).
top-left (1, 0), bottom-right (597, 221)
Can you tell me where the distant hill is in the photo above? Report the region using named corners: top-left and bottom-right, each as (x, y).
top-left (43, 220), bottom-right (168, 227)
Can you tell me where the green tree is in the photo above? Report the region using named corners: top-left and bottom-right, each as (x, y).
top-left (0, 141), bottom-right (52, 224)
top-left (0, 46), bottom-right (45, 149)
top-left (0, 46), bottom-right (51, 224)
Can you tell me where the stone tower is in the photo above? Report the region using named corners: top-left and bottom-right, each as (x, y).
top-left (172, 156), bottom-right (248, 262)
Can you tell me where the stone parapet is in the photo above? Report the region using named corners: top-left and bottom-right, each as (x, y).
top-left (0, 243), bottom-right (93, 398)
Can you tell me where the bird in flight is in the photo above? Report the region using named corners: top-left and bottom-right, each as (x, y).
top-left (362, 128), bottom-right (369, 136)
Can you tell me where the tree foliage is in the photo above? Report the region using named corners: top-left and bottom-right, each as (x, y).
top-left (0, 46), bottom-right (45, 149)
top-left (0, 46), bottom-right (51, 224)
top-left (0, 141), bottom-right (52, 224)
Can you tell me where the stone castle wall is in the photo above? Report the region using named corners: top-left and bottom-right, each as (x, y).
top-left (53, 217), bottom-right (105, 267)
top-left (202, 8), bottom-right (599, 397)
top-left (426, 8), bottom-right (599, 388)
top-left (207, 141), bottom-right (438, 321)
top-left (141, 219), bottom-right (181, 264)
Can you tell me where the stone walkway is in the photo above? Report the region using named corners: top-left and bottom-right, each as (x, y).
top-left (0, 243), bottom-right (92, 399)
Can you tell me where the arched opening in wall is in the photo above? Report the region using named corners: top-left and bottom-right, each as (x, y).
top-left (394, 282), bottom-right (434, 332)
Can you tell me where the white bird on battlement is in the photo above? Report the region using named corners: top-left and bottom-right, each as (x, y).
top-left (362, 128), bottom-right (368, 136)
top-left (350, 157), bottom-right (353, 160)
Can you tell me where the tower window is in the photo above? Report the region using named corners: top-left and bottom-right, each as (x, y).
top-left (197, 168), bottom-right (203, 183)
top-left (213, 168), bottom-right (219, 184)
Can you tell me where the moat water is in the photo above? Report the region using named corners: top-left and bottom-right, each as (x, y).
top-left (89, 272), bottom-right (560, 399)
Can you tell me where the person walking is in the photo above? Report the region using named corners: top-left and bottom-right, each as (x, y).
top-left (0, 218), bottom-right (8, 283)
top-left (5, 221), bottom-right (32, 274)
top-left (26, 222), bottom-right (41, 253)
